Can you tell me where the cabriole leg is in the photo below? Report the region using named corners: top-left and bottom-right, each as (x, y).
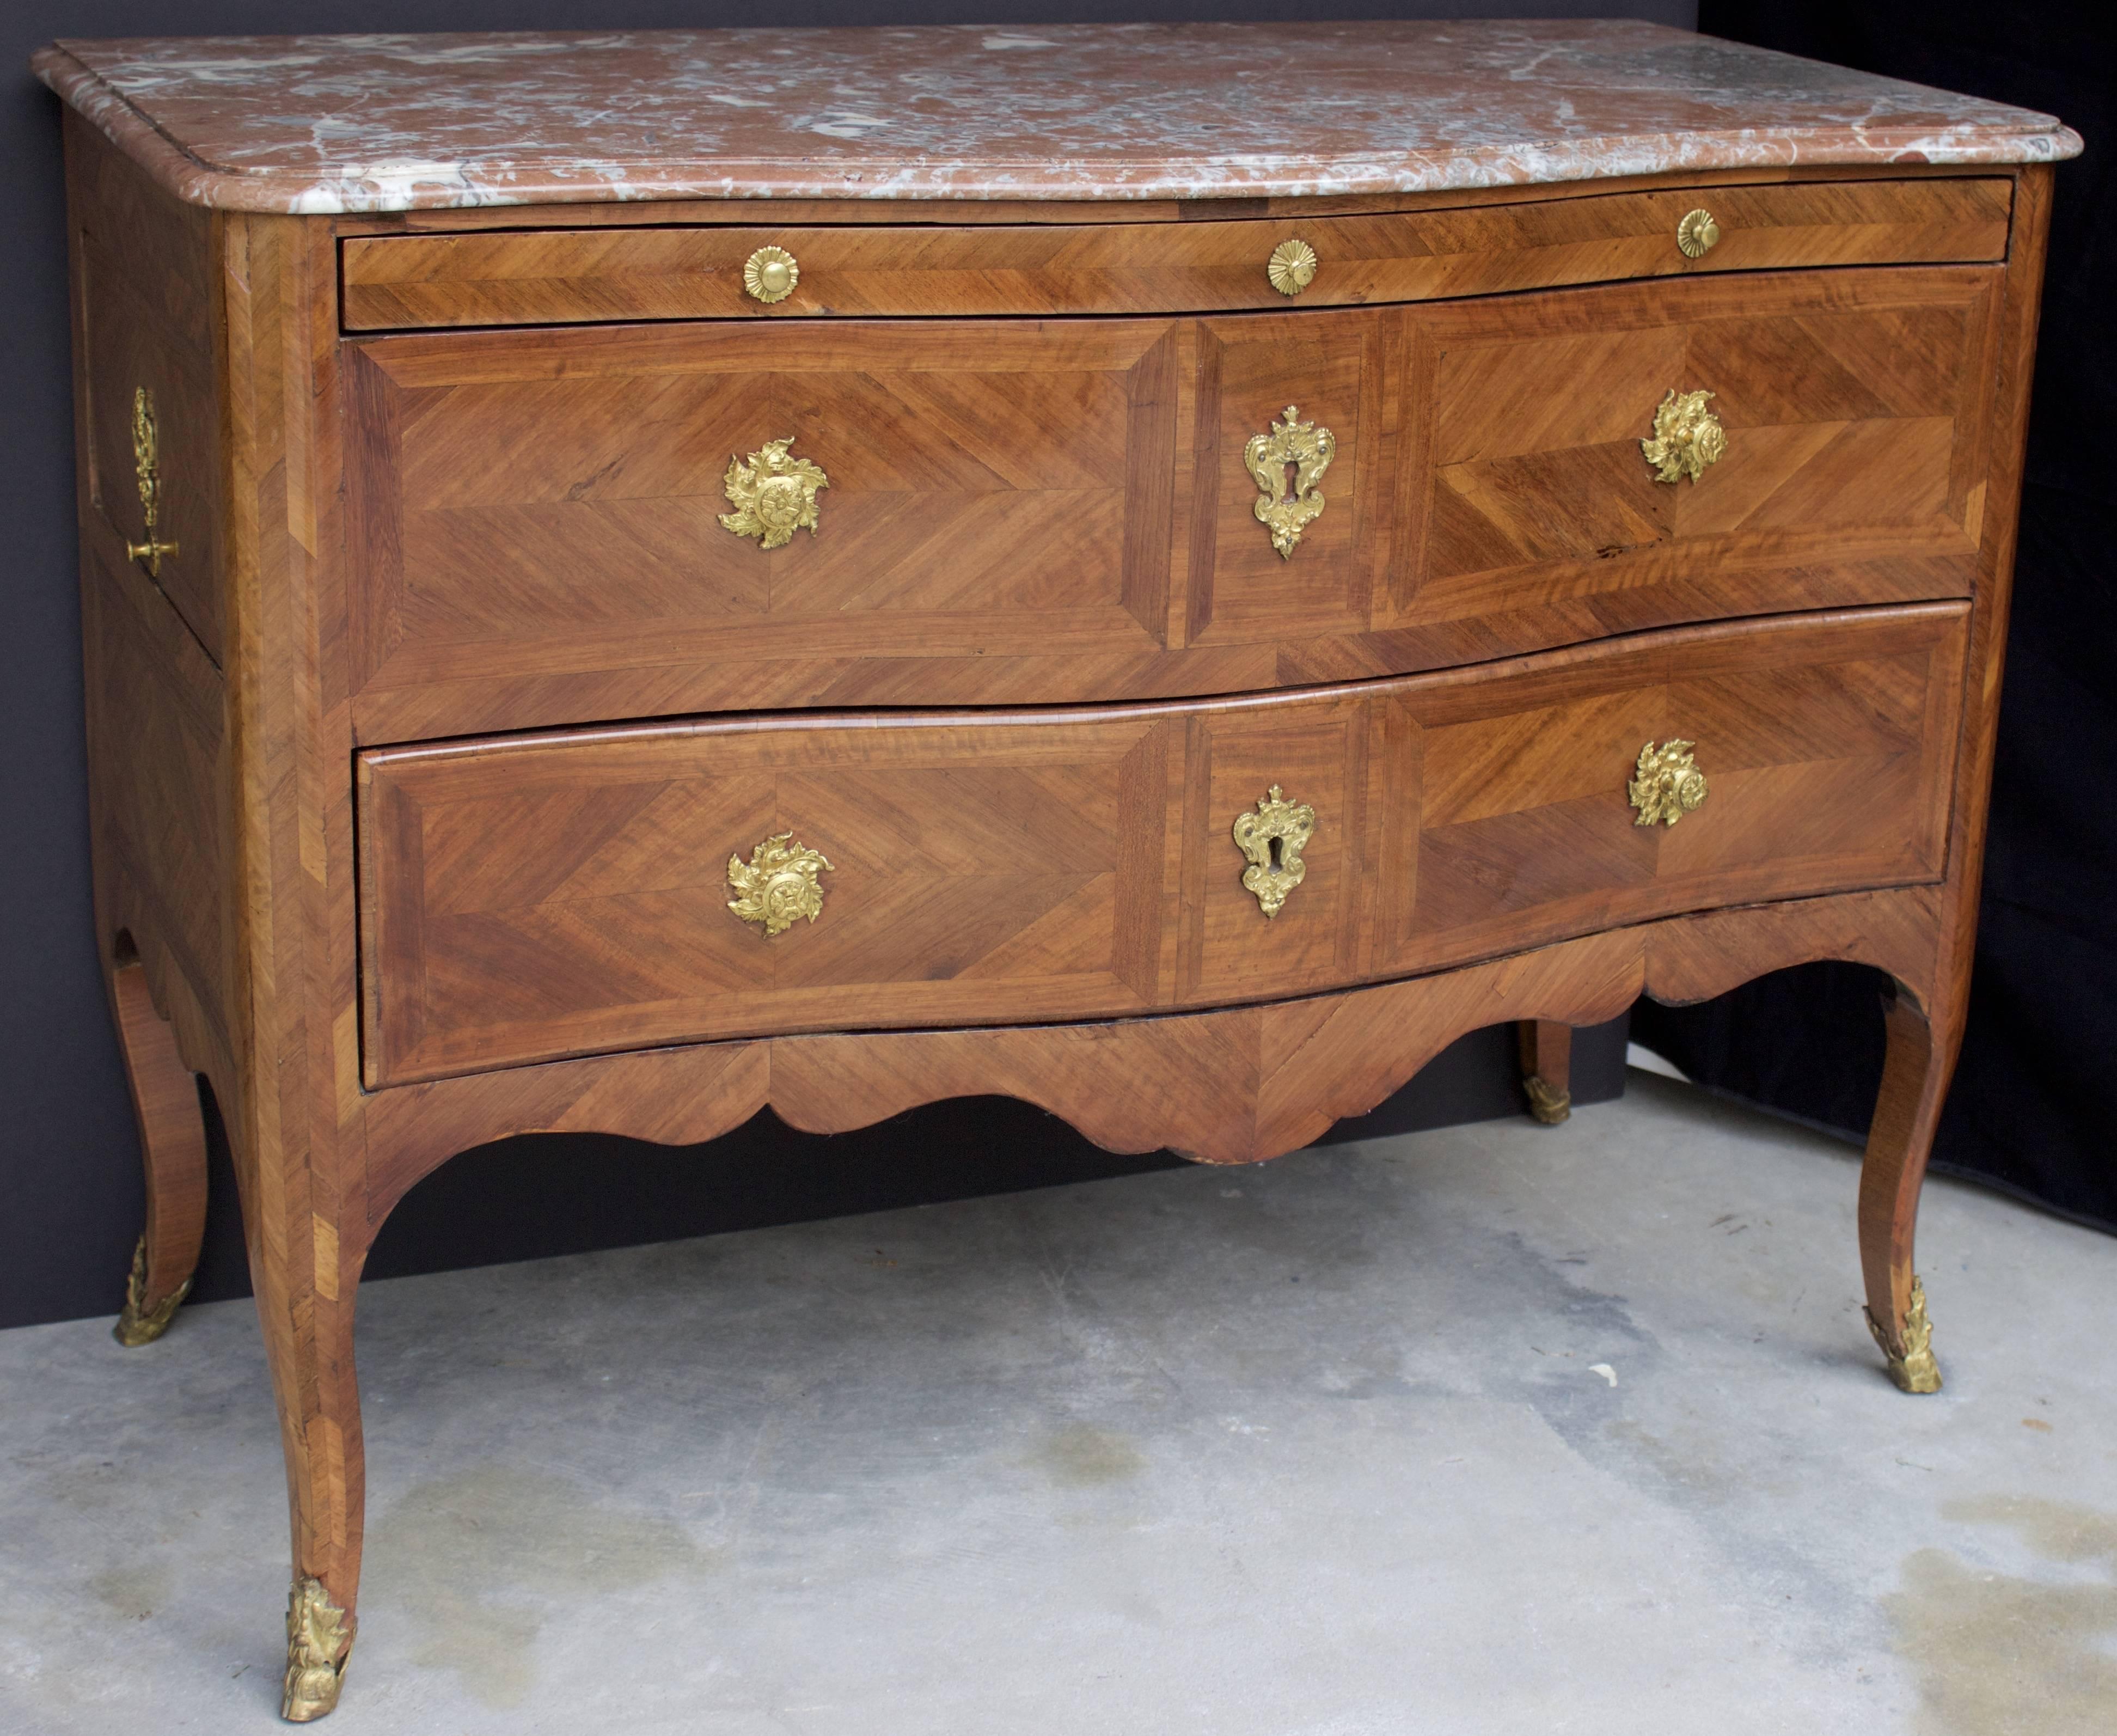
top-left (235, 1161), bottom-right (366, 1719)
top-left (108, 958), bottom-right (209, 1346)
top-left (255, 1238), bottom-right (365, 1719)
top-left (1517, 1019), bottom-right (1574, 1125)
top-left (1857, 993), bottom-right (1951, 1393)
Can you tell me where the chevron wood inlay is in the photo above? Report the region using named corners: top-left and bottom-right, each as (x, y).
top-left (346, 267), bottom-right (1999, 745)
top-left (340, 178), bottom-right (2012, 329)
top-left (347, 319), bottom-right (1186, 739)
top-left (80, 545), bottom-right (230, 1039)
top-left (53, 25), bottom-right (2064, 1703)
top-left (72, 118), bottom-right (227, 662)
top-left (358, 880), bottom-right (1954, 1226)
top-left (359, 602), bottom-right (1966, 1085)
top-left (1396, 268), bottom-right (1999, 628)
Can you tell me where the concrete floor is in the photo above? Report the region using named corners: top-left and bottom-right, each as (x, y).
top-left (1, 1073), bottom-right (2112, 1735)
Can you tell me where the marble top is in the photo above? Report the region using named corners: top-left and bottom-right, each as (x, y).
top-left (35, 21), bottom-right (2081, 215)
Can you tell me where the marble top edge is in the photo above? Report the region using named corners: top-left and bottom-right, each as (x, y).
top-left (35, 23), bottom-right (2083, 216)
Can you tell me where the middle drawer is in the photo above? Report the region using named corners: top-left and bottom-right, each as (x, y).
top-left (345, 267), bottom-right (1997, 744)
top-left (358, 602), bottom-right (1967, 1086)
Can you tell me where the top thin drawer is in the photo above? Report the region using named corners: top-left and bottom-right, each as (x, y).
top-left (340, 178), bottom-right (2014, 331)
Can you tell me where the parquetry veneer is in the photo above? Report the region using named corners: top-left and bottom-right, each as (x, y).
top-left (358, 604), bottom-right (1966, 1084)
top-left (338, 178), bottom-right (2012, 329)
top-left (40, 21), bottom-right (2072, 1722)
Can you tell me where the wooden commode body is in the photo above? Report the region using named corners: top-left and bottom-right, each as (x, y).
top-left (38, 21), bottom-right (2077, 1720)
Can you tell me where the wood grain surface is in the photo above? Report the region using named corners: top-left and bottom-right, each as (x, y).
top-left (344, 267), bottom-right (1999, 743)
top-left (358, 602), bottom-right (1967, 1085)
top-left (65, 108), bottom-right (227, 664)
top-left (66, 112), bottom-right (238, 1114)
top-left (358, 882), bottom-right (1955, 1224)
top-left (106, 959), bottom-right (209, 1325)
top-left (1853, 163), bottom-right (2058, 1369)
top-left (340, 178), bottom-right (2012, 329)
top-left (57, 97), bottom-right (2058, 1706)
top-left (218, 206), bottom-right (374, 1696)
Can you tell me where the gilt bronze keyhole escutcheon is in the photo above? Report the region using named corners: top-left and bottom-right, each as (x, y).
top-left (1244, 405), bottom-right (1335, 559)
top-left (1232, 785), bottom-right (1316, 918)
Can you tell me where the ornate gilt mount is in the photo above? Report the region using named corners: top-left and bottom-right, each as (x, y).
top-left (282, 1576), bottom-right (354, 1722)
top-left (1244, 405), bottom-right (1335, 559)
top-left (125, 387), bottom-right (179, 577)
top-left (1629, 739), bottom-right (1709, 828)
top-left (1232, 785), bottom-right (1316, 919)
top-left (1675, 207), bottom-right (1722, 258)
top-left (743, 245), bottom-right (799, 304)
top-left (728, 833), bottom-right (834, 936)
top-left (1865, 1275), bottom-right (1943, 1393)
top-left (719, 437), bottom-right (829, 549)
top-left (1641, 388), bottom-right (1727, 485)
top-left (1266, 237), bottom-right (1319, 296)
top-left (112, 1233), bottom-right (190, 1347)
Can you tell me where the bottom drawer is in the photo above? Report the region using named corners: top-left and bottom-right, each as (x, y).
top-left (358, 603), bottom-right (1966, 1086)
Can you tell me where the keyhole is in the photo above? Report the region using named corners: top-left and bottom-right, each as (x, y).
top-left (1268, 834), bottom-right (1283, 871)
top-left (1282, 460), bottom-right (1300, 505)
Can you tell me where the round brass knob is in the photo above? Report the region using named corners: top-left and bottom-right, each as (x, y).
top-left (1675, 209), bottom-right (1721, 259)
top-left (744, 246), bottom-right (799, 304)
top-left (1266, 238), bottom-right (1319, 296)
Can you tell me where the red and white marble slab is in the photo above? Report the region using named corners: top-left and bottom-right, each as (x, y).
top-left (34, 21), bottom-right (2081, 214)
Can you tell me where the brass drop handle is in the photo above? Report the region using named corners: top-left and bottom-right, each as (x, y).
top-left (1629, 740), bottom-right (1708, 827)
top-left (125, 387), bottom-right (179, 577)
top-left (1641, 388), bottom-right (1726, 485)
top-left (1233, 785), bottom-right (1316, 918)
top-left (727, 833), bottom-right (834, 935)
top-left (743, 246), bottom-right (799, 304)
top-left (719, 436), bottom-right (830, 548)
top-left (1675, 208), bottom-right (1721, 258)
top-left (1267, 238), bottom-right (1319, 296)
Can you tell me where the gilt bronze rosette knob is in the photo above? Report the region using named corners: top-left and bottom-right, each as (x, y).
top-left (719, 437), bottom-right (830, 549)
top-left (727, 833), bottom-right (835, 936)
top-left (1640, 388), bottom-right (1727, 485)
top-left (1628, 739), bottom-right (1709, 828)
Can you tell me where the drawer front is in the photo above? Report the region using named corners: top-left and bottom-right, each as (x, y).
top-left (345, 310), bottom-right (1390, 739)
top-left (341, 179), bottom-right (2011, 329)
top-left (359, 603), bottom-right (1967, 1086)
top-left (1372, 266), bottom-right (2002, 659)
top-left (347, 269), bottom-right (1996, 744)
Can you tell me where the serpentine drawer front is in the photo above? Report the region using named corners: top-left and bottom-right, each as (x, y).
top-left (45, 20), bottom-right (2073, 1723)
top-left (346, 268), bottom-right (2000, 742)
top-left (357, 602), bottom-right (1967, 1085)
top-left (339, 178), bottom-right (2012, 328)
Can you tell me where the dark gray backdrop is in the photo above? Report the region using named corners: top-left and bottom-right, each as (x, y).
top-left (1, 1), bottom-right (1686, 1330)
